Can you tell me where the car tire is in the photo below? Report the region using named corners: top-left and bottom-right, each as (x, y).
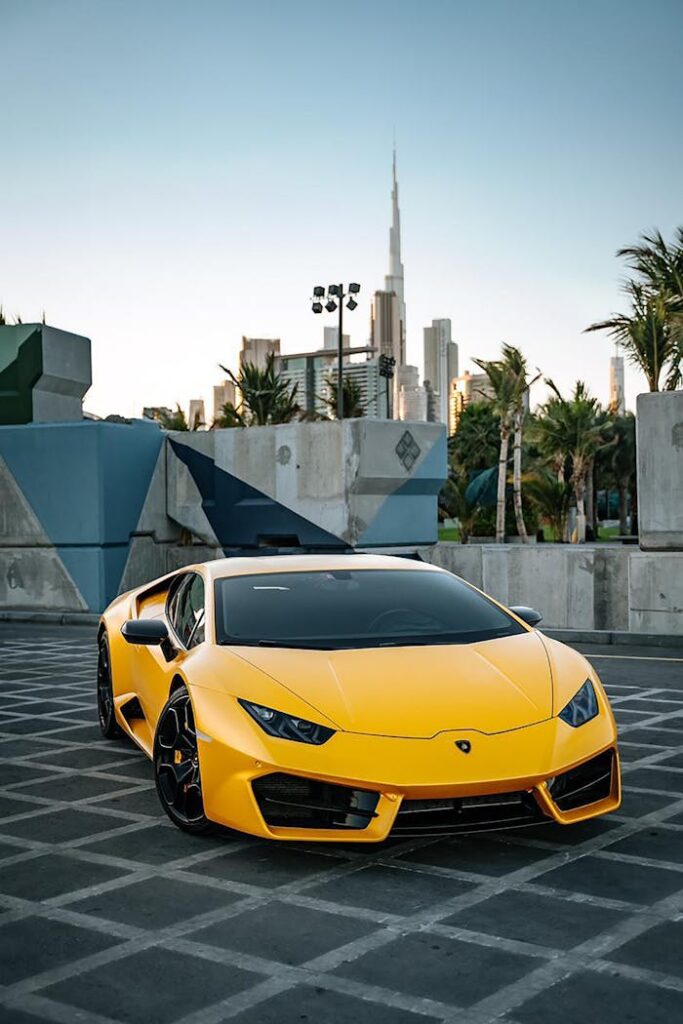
top-left (154, 686), bottom-right (212, 835)
top-left (97, 631), bottom-right (122, 739)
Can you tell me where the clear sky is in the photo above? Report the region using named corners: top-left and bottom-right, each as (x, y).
top-left (1, 0), bottom-right (681, 418)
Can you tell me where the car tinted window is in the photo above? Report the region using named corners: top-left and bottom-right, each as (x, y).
top-left (214, 569), bottom-right (524, 649)
top-left (169, 574), bottom-right (205, 648)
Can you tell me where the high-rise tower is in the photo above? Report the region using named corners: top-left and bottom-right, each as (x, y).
top-left (371, 151), bottom-right (407, 416)
top-left (610, 351), bottom-right (625, 415)
top-left (385, 149), bottom-right (406, 356)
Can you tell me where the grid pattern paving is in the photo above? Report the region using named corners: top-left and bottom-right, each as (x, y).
top-left (0, 625), bottom-right (682, 1024)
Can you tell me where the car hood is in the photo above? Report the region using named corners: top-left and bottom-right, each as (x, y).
top-left (229, 630), bottom-right (553, 738)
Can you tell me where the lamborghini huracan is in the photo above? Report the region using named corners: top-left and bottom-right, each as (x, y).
top-left (97, 554), bottom-right (620, 840)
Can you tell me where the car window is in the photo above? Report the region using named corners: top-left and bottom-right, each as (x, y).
top-left (214, 569), bottom-right (525, 649)
top-left (168, 574), bottom-right (205, 648)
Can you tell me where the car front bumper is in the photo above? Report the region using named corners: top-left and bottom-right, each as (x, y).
top-left (191, 686), bottom-right (621, 841)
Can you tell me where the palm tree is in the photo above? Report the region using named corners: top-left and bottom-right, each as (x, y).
top-left (501, 345), bottom-right (541, 542)
top-left (586, 227), bottom-right (683, 391)
top-left (533, 381), bottom-right (606, 542)
top-left (523, 470), bottom-right (572, 543)
top-left (472, 354), bottom-right (516, 542)
top-left (618, 227), bottom-right (683, 301)
top-left (586, 283), bottom-right (680, 391)
top-left (322, 376), bottom-right (366, 419)
top-left (217, 354), bottom-right (300, 426)
top-left (448, 401), bottom-right (500, 473)
top-left (440, 475), bottom-right (478, 544)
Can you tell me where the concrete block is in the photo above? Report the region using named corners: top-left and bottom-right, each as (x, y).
top-left (629, 552), bottom-right (683, 633)
top-left (637, 392), bottom-right (683, 550)
top-left (0, 323), bottom-right (91, 424)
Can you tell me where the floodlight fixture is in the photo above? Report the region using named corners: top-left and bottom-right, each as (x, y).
top-left (308, 280), bottom-right (362, 422)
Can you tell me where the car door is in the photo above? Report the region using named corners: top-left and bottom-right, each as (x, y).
top-left (135, 572), bottom-right (206, 733)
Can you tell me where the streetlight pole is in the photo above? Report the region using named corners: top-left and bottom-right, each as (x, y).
top-left (337, 283), bottom-right (344, 421)
top-left (310, 282), bottom-right (361, 423)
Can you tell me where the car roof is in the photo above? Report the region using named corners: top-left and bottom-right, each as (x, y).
top-left (201, 553), bottom-right (442, 581)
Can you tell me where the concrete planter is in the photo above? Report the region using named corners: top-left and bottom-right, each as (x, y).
top-left (637, 391), bottom-right (683, 551)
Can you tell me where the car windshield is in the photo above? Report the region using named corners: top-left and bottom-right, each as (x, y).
top-left (214, 569), bottom-right (525, 649)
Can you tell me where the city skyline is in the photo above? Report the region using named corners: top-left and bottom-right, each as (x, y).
top-left (2, 0), bottom-right (682, 418)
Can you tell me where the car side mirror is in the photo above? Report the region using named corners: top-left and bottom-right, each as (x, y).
top-left (510, 606), bottom-right (543, 628)
top-left (121, 620), bottom-right (169, 645)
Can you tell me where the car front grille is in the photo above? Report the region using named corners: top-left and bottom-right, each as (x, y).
top-left (252, 773), bottom-right (380, 830)
top-left (548, 749), bottom-right (615, 811)
top-left (390, 789), bottom-right (547, 837)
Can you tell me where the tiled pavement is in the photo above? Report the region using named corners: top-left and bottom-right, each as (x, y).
top-left (0, 625), bottom-right (682, 1024)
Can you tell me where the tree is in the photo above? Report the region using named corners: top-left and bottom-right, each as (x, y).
top-left (586, 283), bottom-right (681, 391)
top-left (322, 375), bottom-right (366, 419)
top-left (439, 476), bottom-right (478, 544)
top-left (523, 470), bottom-right (572, 543)
top-left (533, 381), bottom-right (607, 542)
top-left (501, 345), bottom-right (541, 543)
top-left (618, 227), bottom-right (683, 302)
top-left (217, 354), bottom-right (300, 426)
top-left (586, 227), bottom-right (683, 391)
top-left (449, 401), bottom-right (500, 474)
top-left (472, 353), bottom-right (516, 543)
top-left (606, 413), bottom-right (636, 535)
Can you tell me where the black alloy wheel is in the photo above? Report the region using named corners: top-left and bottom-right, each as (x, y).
top-left (97, 632), bottom-right (122, 739)
top-left (154, 686), bottom-right (211, 834)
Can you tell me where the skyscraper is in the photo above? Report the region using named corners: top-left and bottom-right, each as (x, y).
top-left (397, 365), bottom-right (427, 422)
top-left (610, 353), bottom-right (625, 415)
top-left (423, 318), bottom-right (458, 425)
top-left (323, 326), bottom-right (350, 351)
top-left (370, 151), bottom-right (407, 417)
top-left (240, 337), bottom-right (280, 369)
top-left (213, 380), bottom-right (237, 422)
top-left (370, 290), bottom-right (403, 415)
top-left (385, 149), bottom-right (406, 348)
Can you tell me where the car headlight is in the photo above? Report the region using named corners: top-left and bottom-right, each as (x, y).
top-left (558, 680), bottom-right (599, 727)
top-left (238, 699), bottom-right (335, 745)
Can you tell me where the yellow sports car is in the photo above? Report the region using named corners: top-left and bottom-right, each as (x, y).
top-left (98, 554), bottom-right (620, 840)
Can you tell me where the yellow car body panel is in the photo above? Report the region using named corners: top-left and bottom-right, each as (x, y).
top-left (101, 553), bottom-right (621, 841)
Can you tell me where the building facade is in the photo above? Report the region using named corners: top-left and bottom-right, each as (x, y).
top-left (423, 318), bottom-right (458, 425)
top-left (275, 346), bottom-right (381, 418)
top-left (610, 354), bottom-right (625, 415)
top-left (212, 380), bottom-right (237, 422)
top-left (240, 337), bottom-right (281, 369)
top-left (323, 326), bottom-right (350, 351)
top-left (449, 370), bottom-right (496, 434)
top-left (397, 364), bottom-right (427, 422)
top-left (370, 289), bottom-right (403, 415)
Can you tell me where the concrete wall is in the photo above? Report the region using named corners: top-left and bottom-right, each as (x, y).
top-left (637, 391), bottom-right (683, 551)
top-left (0, 418), bottom-right (446, 613)
top-left (422, 542), bottom-right (681, 635)
top-left (166, 419), bottom-right (447, 550)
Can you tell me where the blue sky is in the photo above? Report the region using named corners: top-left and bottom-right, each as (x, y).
top-left (1, 0), bottom-right (681, 417)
